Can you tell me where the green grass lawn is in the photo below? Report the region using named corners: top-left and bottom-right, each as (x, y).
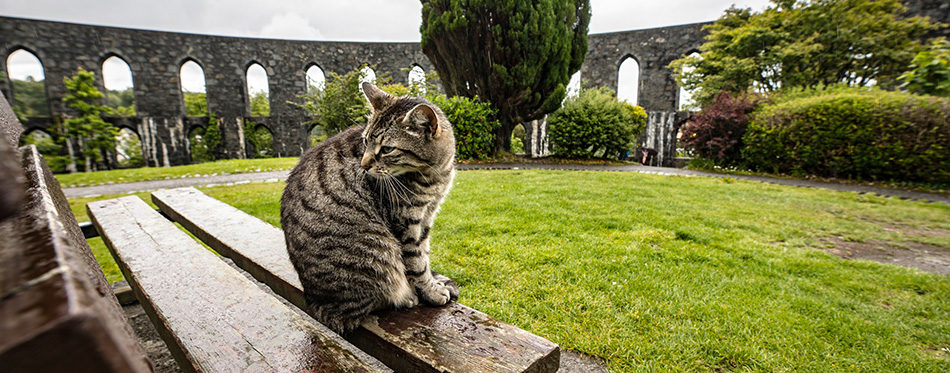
top-left (68, 170), bottom-right (950, 372)
top-left (55, 157), bottom-right (298, 187)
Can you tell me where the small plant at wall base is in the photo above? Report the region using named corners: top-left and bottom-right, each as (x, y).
top-left (679, 91), bottom-right (761, 167)
top-left (547, 86), bottom-right (646, 160)
top-left (62, 67), bottom-right (119, 172)
top-left (190, 113), bottom-right (221, 163)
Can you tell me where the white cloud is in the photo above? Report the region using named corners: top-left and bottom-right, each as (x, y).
top-left (259, 12), bottom-right (325, 41)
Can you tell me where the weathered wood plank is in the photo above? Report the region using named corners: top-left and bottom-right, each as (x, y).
top-left (88, 195), bottom-right (385, 373)
top-left (0, 145), bottom-right (152, 372)
top-left (152, 187), bottom-right (560, 373)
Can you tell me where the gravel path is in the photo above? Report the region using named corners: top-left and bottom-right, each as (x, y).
top-left (65, 163), bottom-right (949, 204)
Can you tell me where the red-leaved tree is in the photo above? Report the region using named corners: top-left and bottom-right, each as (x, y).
top-left (680, 91), bottom-right (761, 166)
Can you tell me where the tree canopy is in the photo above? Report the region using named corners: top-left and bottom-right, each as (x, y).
top-left (670, 0), bottom-right (938, 106)
top-left (420, 0), bottom-right (591, 152)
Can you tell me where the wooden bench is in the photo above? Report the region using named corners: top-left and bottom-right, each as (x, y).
top-left (88, 187), bottom-right (560, 372)
top-left (0, 124), bottom-right (152, 370)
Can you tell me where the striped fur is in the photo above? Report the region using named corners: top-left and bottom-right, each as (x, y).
top-left (280, 83), bottom-right (457, 334)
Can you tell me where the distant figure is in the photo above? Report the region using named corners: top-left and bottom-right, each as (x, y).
top-left (640, 147), bottom-right (657, 166)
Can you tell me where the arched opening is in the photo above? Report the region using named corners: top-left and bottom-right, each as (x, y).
top-left (115, 127), bottom-right (144, 167)
top-left (246, 63), bottom-right (270, 116)
top-left (678, 52), bottom-right (701, 111)
top-left (180, 60), bottom-right (208, 116)
top-left (6, 49), bottom-right (50, 117)
top-left (306, 65), bottom-right (326, 93)
top-left (408, 65), bottom-right (426, 94)
top-left (566, 71), bottom-right (581, 99)
top-left (102, 56), bottom-right (136, 116)
top-left (19, 130), bottom-right (64, 171)
top-left (617, 56), bottom-right (640, 105)
top-left (309, 124), bottom-right (326, 147)
top-left (189, 125), bottom-right (220, 163)
top-left (360, 66), bottom-right (376, 83)
top-left (510, 123), bottom-right (526, 155)
top-left (245, 123), bottom-right (274, 159)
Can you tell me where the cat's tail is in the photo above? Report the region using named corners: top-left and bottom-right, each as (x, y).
top-left (307, 297), bottom-right (377, 335)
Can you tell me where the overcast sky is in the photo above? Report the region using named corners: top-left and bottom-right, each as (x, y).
top-left (3, 0), bottom-right (772, 93)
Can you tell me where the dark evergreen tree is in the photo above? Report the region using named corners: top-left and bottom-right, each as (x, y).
top-left (420, 0), bottom-right (590, 152)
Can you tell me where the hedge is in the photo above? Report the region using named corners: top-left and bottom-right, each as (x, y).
top-left (743, 90), bottom-right (950, 184)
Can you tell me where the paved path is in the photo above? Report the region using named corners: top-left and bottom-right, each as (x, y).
top-left (64, 163), bottom-right (949, 204)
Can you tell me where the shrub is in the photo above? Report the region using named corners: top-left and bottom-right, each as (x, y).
top-left (743, 89), bottom-right (950, 184)
top-left (291, 67), bottom-right (372, 137)
top-left (679, 91), bottom-right (761, 166)
top-left (428, 94), bottom-right (500, 161)
top-left (547, 87), bottom-right (647, 159)
top-left (899, 38), bottom-right (950, 97)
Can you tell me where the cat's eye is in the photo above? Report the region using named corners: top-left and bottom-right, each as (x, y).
top-left (380, 146), bottom-right (396, 155)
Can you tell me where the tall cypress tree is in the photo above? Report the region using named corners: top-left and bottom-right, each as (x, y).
top-left (420, 0), bottom-right (590, 152)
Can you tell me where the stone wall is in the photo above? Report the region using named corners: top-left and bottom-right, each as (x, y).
top-left (2, 0), bottom-right (946, 167)
top-left (0, 16), bottom-right (433, 166)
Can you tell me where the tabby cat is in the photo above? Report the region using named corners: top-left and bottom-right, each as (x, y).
top-left (280, 82), bottom-right (458, 334)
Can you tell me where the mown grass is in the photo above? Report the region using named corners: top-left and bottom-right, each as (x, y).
top-left (55, 157), bottom-right (298, 187)
top-left (68, 170), bottom-right (950, 372)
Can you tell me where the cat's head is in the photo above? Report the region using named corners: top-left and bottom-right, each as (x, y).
top-left (359, 82), bottom-right (455, 177)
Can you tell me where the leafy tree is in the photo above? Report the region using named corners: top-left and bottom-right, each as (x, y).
top-left (11, 76), bottom-right (50, 117)
top-left (670, 0), bottom-right (937, 106)
top-left (106, 88), bottom-right (136, 116)
top-left (62, 67), bottom-right (118, 172)
top-left (291, 67), bottom-right (372, 137)
top-left (420, 0), bottom-right (591, 152)
top-left (679, 91), bottom-right (762, 166)
top-left (899, 38), bottom-right (950, 97)
top-left (184, 91), bottom-right (209, 116)
top-left (250, 92), bottom-right (270, 116)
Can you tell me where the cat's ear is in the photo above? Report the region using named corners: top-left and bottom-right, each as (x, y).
top-left (362, 82), bottom-right (392, 111)
top-left (403, 104), bottom-right (441, 138)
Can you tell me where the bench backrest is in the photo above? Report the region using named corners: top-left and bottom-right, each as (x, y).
top-left (0, 130), bottom-right (152, 370)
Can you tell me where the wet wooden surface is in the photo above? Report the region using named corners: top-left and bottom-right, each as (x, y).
top-left (88, 196), bottom-right (383, 373)
top-left (1, 146), bottom-right (152, 372)
top-left (152, 187), bottom-right (560, 372)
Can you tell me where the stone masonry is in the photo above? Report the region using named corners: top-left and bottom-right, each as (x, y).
top-left (1, 0), bottom-right (947, 167)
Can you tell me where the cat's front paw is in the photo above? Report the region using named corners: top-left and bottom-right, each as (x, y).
top-left (417, 281), bottom-right (452, 306)
top-left (432, 271), bottom-right (459, 301)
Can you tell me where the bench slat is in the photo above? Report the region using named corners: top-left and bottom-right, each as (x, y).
top-left (88, 196), bottom-right (384, 373)
top-left (152, 187), bottom-right (560, 373)
top-left (0, 145), bottom-right (151, 372)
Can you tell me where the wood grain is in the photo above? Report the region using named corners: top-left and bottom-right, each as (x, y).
top-left (88, 196), bottom-right (383, 373)
top-left (152, 187), bottom-right (560, 372)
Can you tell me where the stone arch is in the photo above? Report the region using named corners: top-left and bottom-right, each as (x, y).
top-left (245, 62), bottom-right (270, 116)
top-left (307, 122), bottom-right (327, 147)
top-left (179, 59), bottom-right (208, 116)
top-left (408, 64), bottom-right (426, 89)
top-left (305, 63), bottom-right (326, 93)
top-left (246, 122), bottom-right (275, 158)
top-left (567, 71), bottom-right (581, 98)
top-left (5, 47), bottom-right (51, 117)
top-left (101, 54), bottom-right (136, 116)
top-left (677, 51), bottom-right (702, 111)
top-left (115, 127), bottom-right (144, 167)
top-left (617, 54), bottom-right (641, 105)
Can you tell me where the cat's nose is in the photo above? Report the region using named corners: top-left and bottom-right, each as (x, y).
top-left (361, 162), bottom-right (371, 170)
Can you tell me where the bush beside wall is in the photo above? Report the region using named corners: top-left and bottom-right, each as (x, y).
top-left (743, 90), bottom-right (950, 184)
